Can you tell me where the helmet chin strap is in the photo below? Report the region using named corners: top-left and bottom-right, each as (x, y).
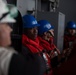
top-left (50, 32), bottom-right (54, 37)
top-left (48, 31), bottom-right (54, 37)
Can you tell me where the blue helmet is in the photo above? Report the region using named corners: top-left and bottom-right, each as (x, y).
top-left (38, 20), bottom-right (54, 35)
top-left (22, 15), bottom-right (40, 28)
top-left (66, 21), bottom-right (76, 29)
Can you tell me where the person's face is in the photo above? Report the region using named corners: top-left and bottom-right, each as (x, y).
top-left (68, 29), bottom-right (76, 35)
top-left (48, 29), bottom-right (54, 37)
top-left (0, 23), bottom-right (13, 47)
top-left (43, 29), bottom-right (54, 41)
top-left (26, 27), bottom-right (38, 40)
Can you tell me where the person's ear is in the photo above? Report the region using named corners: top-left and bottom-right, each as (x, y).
top-left (43, 32), bottom-right (47, 36)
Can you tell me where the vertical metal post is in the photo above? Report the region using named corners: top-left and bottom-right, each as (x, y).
top-left (35, 0), bottom-right (37, 18)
